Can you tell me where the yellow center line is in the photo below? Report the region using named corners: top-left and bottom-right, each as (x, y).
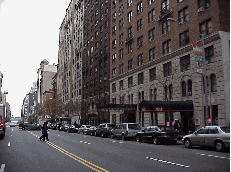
top-left (27, 131), bottom-right (109, 172)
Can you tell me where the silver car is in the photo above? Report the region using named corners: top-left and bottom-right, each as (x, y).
top-left (182, 126), bottom-right (230, 151)
top-left (110, 123), bottom-right (142, 140)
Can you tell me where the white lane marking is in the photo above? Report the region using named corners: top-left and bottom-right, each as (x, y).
top-left (11, 135), bottom-right (12, 137)
top-left (84, 142), bottom-right (88, 144)
top-left (112, 141), bottom-right (116, 143)
top-left (58, 135), bottom-right (60, 136)
top-left (88, 143), bottom-right (91, 144)
top-left (119, 142), bottom-right (123, 143)
top-left (197, 153), bottom-right (229, 159)
top-left (0, 164), bottom-right (5, 172)
top-left (12, 128), bottom-right (13, 132)
top-left (80, 141), bottom-right (83, 142)
top-left (146, 157), bottom-right (190, 168)
top-left (8, 142), bottom-right (10, 146)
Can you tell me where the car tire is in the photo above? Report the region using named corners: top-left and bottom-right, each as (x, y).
top-left (110, 133), bottom-right (114, 139)
top-left (91, 132), bottom-right (93, 136)
top-left (101, 132), bottom-right (104, 138)
top-left (215, 141), bottom-right (224, 152)
top-left (184, 138), bottom-right (192, 148)
top-left (153, 137), bottom-right (158, 145)
top-left (95, 132), bottom-right (97, 136)
top-left (122, 134), bottom-right (126, 141)
top-left (136, 135), bottom-right (141, 142)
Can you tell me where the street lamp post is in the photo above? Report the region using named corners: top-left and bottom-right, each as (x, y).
top-left (167, 18), bottom-right (209, 126)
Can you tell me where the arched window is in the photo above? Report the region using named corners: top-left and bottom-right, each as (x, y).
top-left (188, 80), bottom-right (192, 96)
top-left (211, 74), bottom-right (217, 92)
top-left (182, 81), bottom-right (186, 97)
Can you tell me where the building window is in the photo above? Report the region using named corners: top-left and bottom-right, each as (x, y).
top-left (162, 39), bottom-right (171, 55)
top-left (137, 54), bottom-right (143, 66)
top-left (137, 19), bottom-right (143, 31)
top-left (112, 83), bottom-right (116, 93)
top-left (127, 11), bottom-right (133, 22)
top-left (161, 0), bottom-right (169, 11)
top-left (149, 67), bottom-right (156, 81)
top-left (198, 0), bottom-right (210, 11)
top-left (119, 5), bottom-right (124, 14)
top-left (128, 43), bottom-right (133, 54)
top-left (149, 47), bottom-right (156, 61)
top-left (137, 36), bottom-right (143, 48)
top-left (112, 12), bottom-right (116, 20)
top-left (119, 33), bottom-right (124, 44)
top-left (179, 30), bottom-right (189, 47)
top-left (205, 46), bottom-right (215, 64)
top-left (112, 53), bottom-right (116, 63)
top-left (119, 80), bottom-right (124, 90)
top-left (211, 74), bottom-right (217, 92)
top-left (137, 2), bottom-right (143, 14)
top-left (128, 59), bottom-right (133, 70)
top-left (112, 25), bottom-right (116, 35)
top-left (112, 39), bottom-right (116, 49)
top-left (119, 64), bottom-right (124, 74)
top-left (169, 84), bottom-right (173, 100)
top-left (119, 49), bottom-right (123, 59)
top-left (162, 20), bottom-right (170, 34)
top-left (178, 7), bottom-right (188, 23)
top-left (128, 76), bottom-right (133, 88)
top-left (112, 97), bottom-right (116, 104)
top-left (188, 80), bottom-right (192, 96)
top-left (200, 19), bottom-right (212, 36)
top-left (148, 9), bottom-right (155, 23)
top-left (182, 81), bottom-right (186, 97)
top-left (119, 18), bottom-right (124, 29)
top-left (148, 0), bottom-right (155, 5)
top-left (148, 28), bottom-right (155, 42)
top-left (180, 55), bottom-right (191, 72)
top-left (163, 61), bottom-right (172, 77)
top-left (128, 26), bottom-right (132, 38)
top-left (112, 68), bottom-right (116, 77)
top-left (128, 0), bottom-right (132, 7)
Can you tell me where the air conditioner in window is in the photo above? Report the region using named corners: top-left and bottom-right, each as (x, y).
top-left (198, 6), bottom-right (204, 12)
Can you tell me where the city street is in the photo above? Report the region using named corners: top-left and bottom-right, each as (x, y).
top-left (0, 126), bottom-right (229, 172)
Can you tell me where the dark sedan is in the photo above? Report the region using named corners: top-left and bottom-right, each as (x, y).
top-left (67, 125), bottom-right (79, 133)
top-left (135, 126), bottom-right (185, 144)
top-left (24, 124), bottom-right (41, 130)
top-left (86, 126), bottom-right (97, 136)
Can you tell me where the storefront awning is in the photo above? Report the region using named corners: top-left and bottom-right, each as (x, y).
top-left (97, 104), bottom-right (137, 112)
top-left (139, 100), bottom-right (193, 112)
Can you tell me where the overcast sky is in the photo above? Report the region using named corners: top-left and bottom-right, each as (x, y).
top-left (0, 0), bottom-right (71, 117)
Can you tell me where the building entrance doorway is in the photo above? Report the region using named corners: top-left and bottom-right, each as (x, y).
top-left (180, 111), bottom-right (194, 134)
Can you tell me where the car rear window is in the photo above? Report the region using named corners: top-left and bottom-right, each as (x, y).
top-left (220, 127), bottom-right (230, 133)
top-left (128, 124), bottom-right (141, 130)
top-left (86, 126), bottom-right (91, 128)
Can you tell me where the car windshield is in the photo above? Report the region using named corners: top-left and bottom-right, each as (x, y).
top-left (128, 124), bottom-right (141, 130)
top-left (107, 124), bottom-right (116, 128)
top-left (220, 127), bottom-right (230, 133)
top-left (86, 126), bottom-right (91, 128)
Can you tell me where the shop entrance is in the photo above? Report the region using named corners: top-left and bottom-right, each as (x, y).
top-left (181, 111), bottom-right (194, 134)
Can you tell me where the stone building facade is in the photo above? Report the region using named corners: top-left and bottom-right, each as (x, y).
top-left (57, 0), bottom-right (84, 122)
top-left (109, 0), bottom-right (230, 133)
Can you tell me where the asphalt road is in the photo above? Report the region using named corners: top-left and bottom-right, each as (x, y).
top-left (0, 126), bottom-right (229, 172)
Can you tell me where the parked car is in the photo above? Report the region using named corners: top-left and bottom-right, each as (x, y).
top-left (23, 123), bottom-right (41, 130)
top-left (95, 123), bottom-right (116, 137)
top-left (135, 125), bottom-right (185, 144)
top-left (67, 125), bottom-right (80, 133)
top-left (64, 124), bottom-right (71, 132)
top-left (86, 126), bottom-right (97, 136)
top-left (110, 123), bottom-right (142, 140)
top-left (78, 125), bottom-right (91, 134)
top-left (182, 126), bottom-right (230, 152)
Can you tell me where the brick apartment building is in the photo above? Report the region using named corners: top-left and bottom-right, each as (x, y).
top-left (109, 0), bottom-right (230, 134)
top-left (81, 0), bottom-right (111, 125)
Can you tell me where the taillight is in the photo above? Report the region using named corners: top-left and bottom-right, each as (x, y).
top-left (126, 131), bottom-right (128, 135)
top-left (104, 128), bottom-right (107, 131)
top-left (0, 123), bottom-right (3, 126)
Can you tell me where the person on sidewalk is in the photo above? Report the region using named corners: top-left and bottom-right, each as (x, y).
top-left (39, 122), bottom-right (49, 141)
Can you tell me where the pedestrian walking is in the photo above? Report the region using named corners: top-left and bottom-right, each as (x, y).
top-left (39, 122), bottom-right (49, 141)
top-left (174, 119), bottom-right (181, 130)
